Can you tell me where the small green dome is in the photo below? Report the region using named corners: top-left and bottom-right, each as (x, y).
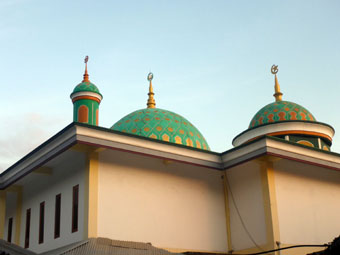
top-left (111, 108), bottom-right (210, 150)
top-left (249, 101), bottom-right (316, 128)
top-left (71, 81), bottom-right (102, 96)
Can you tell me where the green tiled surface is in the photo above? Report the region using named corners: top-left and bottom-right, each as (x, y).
top-left (71, 81), bottom-right (102, 96)
top-left (111, 108), bottom-right (210, 150)
top-left (249, 101), bottom-right (316, 128)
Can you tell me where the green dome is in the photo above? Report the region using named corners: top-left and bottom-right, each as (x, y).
top-left (249, 101), bottom-right (316, 128)
top-left (71, 81), bottom-right (102, 96)
top-left (111, 108), bottom-right (210, 150)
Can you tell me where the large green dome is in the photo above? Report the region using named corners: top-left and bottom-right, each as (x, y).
top-left (71, 81), bottom-right (102, 97)
top-left (249, 101), bottom-right (316, 128)
top-left (111, 108), bottom-right (210, 150)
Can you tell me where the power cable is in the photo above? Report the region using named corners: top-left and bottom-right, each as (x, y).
top-left (225, 174), bottom-right (263, 251)
top-left (231, 244), bottom-right (329, 255)
top-left (184, 244), bottom-right (329, 255)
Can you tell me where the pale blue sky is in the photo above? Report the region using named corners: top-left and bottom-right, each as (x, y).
top-left (1, 0), bottom-right (340, 171)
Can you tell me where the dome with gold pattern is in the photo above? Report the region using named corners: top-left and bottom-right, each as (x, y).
top-left (233, 65), bottom-right (334, 151)
top-left (111, 108), bottom-right (210, 150)
top-left (249, 101), bottom-right (316, 128)
top-left (111, 72), bottom-right (210, 150)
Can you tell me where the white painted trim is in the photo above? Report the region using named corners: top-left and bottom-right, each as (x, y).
top-left (222, 139), bottom-right (268, 168)
top-left (2, 124), bottom-right (340, 189)
top-left (0, 125), bottom-right (222, 189)
top-left (70, 91), bottom-right (102, 102)
top-left (223, 137), bottom-right (340, 170)
top-left (0, 127), bottom-right (77, 188)
top-left (75, 126), bottom-right (222, 169)
top-left (233, 122), bottom-right (334, 147)
top-left (265, 138), bottom-right (340, 168)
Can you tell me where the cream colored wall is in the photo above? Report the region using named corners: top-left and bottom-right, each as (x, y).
top-left (4, 192), bottom-right (17, 242)
top-left (226, 161), bottom-right (267, 251)
top-left (97, 149), bottom-right (228, 252)
top-left (18, 150), bottom-right (86, 254)
top-left (274, 159), bottom-right (340, 245)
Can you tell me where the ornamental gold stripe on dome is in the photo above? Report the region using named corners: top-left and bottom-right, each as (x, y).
top-left (111, 108), bottom-right (210, 151)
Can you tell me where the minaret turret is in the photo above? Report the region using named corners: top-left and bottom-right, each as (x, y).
top-left (70, 56), bottom-right (103, 126)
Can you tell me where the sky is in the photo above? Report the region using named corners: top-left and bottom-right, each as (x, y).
top-left (1, 0), bottom-right (340, 172)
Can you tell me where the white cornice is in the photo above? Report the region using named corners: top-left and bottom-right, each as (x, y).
top-left (75, 125), bottom-right (222, 169)
top-left (233, 121), bottom-right (335, 147)
top-left (265, 138), bottom-right (340, 169)
top-left (2, 124), bottom-right (340, 190)
top-left (0, 126), bottom-right (77, 189)
top-left (223, 137), bottom-right (340, 170)
top-left (70, 91), bottom-right (103, 101)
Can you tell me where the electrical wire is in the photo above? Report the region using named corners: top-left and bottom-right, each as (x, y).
top-left (225, 174), bottom-right (263, 251)
top-left (224, 174), bottom-right (331, 255)
top-left (184, 244), bottom-right (329, 255)
top-left (231, 244), bottom-right (329, 255)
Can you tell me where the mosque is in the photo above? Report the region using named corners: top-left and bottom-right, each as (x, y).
top-left (0, 58), bottom-right (339, 255)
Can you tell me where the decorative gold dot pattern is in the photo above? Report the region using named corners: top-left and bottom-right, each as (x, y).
top-left (111, 108), bottom-right (210, 150)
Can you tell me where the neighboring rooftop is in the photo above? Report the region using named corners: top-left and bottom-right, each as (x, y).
top-left (41, 238), bottom-right (182, 255)
top-left (0, 239), bottom-right (37, 255)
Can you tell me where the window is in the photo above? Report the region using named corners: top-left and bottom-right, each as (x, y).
top-left (54, 194), bottom-right (61, 239)
top-left (25, 209), bottom-right (31, 248)
top-left (39, 202), bottom-right (45, 244)
top-left (72, 185), bottom-right (79, 233)
top-left (7, 217), bottom-right (13, 243)
top-left (78, 105), bottom-right (88, 123)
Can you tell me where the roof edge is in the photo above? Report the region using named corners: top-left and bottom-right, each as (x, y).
top-left (232, 120), bottom-right (335, 146)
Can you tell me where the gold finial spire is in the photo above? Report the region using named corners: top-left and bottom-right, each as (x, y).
top-left (83, 56), bottom-right (90, 82)
top-left (147, 72), bottom-right (156, 108)
top-left (271, 64), bottom-right (282, 102)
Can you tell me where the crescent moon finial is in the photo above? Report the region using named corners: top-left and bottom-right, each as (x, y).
top-left (82, 56), bottom-right (90, 82)
top-left (271, 65), bottom-right (282, 101)
top-left (271, 64), bottom-right (278, 75)
top-left (147, 72), bottom-right (156, 108)
top-left (147, 72), bottom-right (153, 81)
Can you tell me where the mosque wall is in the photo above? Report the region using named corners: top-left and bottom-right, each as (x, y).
top-left (17, 151), bottom-right (86, 254)
top-left (97, 149), bottom-right (228, 253)
top-left (274, 159), bottom-right (340, 245)
top-left (226, 161), bottom-right (267, 251)
top-left (3, 192), bottom-right (17, 242)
